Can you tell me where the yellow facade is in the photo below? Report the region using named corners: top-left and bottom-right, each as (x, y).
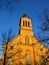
top-left (2, 14), bottom-right (49, 65)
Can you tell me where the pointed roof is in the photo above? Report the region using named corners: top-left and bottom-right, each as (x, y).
top-left (22, 13), bottom-right (30, 19)
top-left (22, 13), bottom-right (27, 17)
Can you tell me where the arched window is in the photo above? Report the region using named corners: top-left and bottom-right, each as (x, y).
top-left (23, 21), bottom-right (25, 26)
top-left (25, 53), bottom-right (31, 65)
top-left (25, 37), bottom-right (29, 44)
top-left (28, 22), bottom-right (30, 27)
top-left (26, 21), bottom-right (27, 27)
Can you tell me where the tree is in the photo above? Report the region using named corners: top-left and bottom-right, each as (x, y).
top-left (36, 49), bottom-right (49, 65)
top-left (0, 28), bottom-right (15, 65)
top-left (0, 28), bottom-right (26, 65)
top-left (41, 53), bottom-right (49, 65)
top-left (0, 0), bottom-right (20, 15)
top-left (38, 8), bottom-right (49, 47)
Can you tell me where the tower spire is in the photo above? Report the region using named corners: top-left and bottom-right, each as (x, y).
top-left (22, 12), bottom-right (27, 17)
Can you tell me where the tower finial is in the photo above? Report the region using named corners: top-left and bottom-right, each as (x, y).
top-left (22, 12), bottom-right (27, 17)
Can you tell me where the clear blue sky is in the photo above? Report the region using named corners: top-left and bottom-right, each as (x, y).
top-left (0, 0), bottom-right (49, 57)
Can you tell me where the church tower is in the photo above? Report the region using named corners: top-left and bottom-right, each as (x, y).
top-left (19, 13), bottom-right (34, 36)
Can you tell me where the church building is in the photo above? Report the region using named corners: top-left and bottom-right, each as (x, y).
top-left (2, 14), bottom-right (49, 65)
